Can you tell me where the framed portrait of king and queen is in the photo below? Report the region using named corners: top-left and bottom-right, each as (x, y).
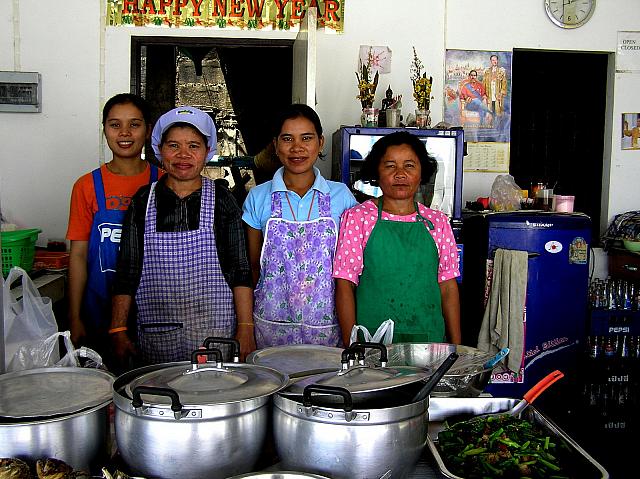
top-left (444, 50), bottom-right (512, 144)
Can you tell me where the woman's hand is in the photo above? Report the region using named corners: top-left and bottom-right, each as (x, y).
top-left (110, 294), bottom-right (136, 364)
top-left (236, 323), bottom-right (256, 361)
top-left (69, 318), bottom-right (86, 346)
top-left (68, 240), bottom-right (89, 347)
top-left (111, 332), bottom-right (137, 363)
top-left (233, 286), bottom-right (256, 361)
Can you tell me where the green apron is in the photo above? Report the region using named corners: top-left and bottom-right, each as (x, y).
top-left (356, 198), bottom-right (445, 343)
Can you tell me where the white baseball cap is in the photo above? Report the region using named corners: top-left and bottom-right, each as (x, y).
top-left (151, 106), bottom-right (217, 161)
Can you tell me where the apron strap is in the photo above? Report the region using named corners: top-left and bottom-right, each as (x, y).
top-left (149, 164), bottom-right (159, 182)
top-left (416, 210), bottom-right (435, 230)
top-left (144, 182), bottom-right (158, 232)
top-left (92, 168), bottom-right (107, 211)
top-left (270, 191), bottom-right (284, 219)
top-left (318, 191), bottom-right (332, 218)
top-left (377, 197), bottom-right (435, 230)
top-left (198, 178), bottom-right (216, 231)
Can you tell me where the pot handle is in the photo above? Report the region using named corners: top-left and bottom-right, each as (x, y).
top-left (340, 344), bottom-right (364, 369)
top-left (191, 348), bottom-right (224, 368)
top-left (132, 386), bottom-right (184, 420)
top-left (348, 341), bottom-right (388, 366)
top-left (303, 385), bottom-right (353, 409)
top-left (202, 337), bottom-right (240, 362)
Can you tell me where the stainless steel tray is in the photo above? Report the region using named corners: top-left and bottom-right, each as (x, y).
top-left (426, 397), bottom-right (609, 479)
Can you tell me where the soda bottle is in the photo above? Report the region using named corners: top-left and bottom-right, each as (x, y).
top-left (588, 335), bottom-right (602, 359)
top-left (604, 336), bottom-right (616, 358)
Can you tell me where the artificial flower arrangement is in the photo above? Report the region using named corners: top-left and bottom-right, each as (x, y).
top-left (410, 46), bottom-right (433, 111)
top-left (356, 48), bottom-right (379, 109)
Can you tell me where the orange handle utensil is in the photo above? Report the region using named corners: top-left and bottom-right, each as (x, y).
top-left (510, 369), bottom-right (564, 416)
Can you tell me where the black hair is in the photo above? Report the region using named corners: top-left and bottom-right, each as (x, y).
top-left (490, 54), bottom-right (499, 61)
top-left (160, 122), bottom-right (208, 147)
top-left (273, 103), bottom-right (323, 138)
top-left (469, 70), bottom-right (478, 76)
top-left (102, 93), bottom-right (152, 126)
top-left (359, 131), bottom-right (437, 186)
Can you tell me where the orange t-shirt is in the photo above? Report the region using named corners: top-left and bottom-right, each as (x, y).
top-left (66, 163), bottom-right (163, 241)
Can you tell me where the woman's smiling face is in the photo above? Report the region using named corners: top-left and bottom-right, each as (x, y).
top-left (160, 125), bottom-right (208, 182)
top-left (103, 102), bottom-right (149, 161)
top-left (274, 116), bottom-right (324, 176)
top-left (377, 143), bottom-right (422, 201)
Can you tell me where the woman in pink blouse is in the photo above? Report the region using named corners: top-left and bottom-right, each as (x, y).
top-left (333, 131), bottom-right (461, 345)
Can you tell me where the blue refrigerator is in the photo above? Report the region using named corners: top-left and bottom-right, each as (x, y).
top-left (460, 211), bottom-right (591, 398)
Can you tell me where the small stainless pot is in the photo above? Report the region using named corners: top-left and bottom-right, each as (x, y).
top-left (273, 385), bottom-right (429, 479)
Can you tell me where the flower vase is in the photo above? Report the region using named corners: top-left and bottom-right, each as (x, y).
top-left (415, 109), bottom-right (431, 129)
top-left (361, 107), bottom-right (379, 127)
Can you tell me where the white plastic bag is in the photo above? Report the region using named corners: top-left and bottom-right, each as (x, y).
top-left (3, 266), bottom-right (59, 371)
top-left (349, 319), bottom-right (395, 345)
top-left (8, 330), bottom-right (105, 371)
top-left (10, 331), bottom-right (79, 371)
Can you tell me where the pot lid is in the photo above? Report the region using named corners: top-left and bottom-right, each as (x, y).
top-left (245, 345), bottom-right (343, 377)
top-left (0, 367), bottom-right (114, 419)
top-left (283, 363), bottom-right (430, 397)
top-left (124, 361), bottom-right (288, 405)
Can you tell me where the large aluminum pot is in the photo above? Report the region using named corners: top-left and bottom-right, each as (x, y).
top-left (273, 385), bottom-right (429, 479)
top-left (0, 367), bottom-right (113, 471)
top-left (113, 347), bottom-right (288, 479)
top-left (367, 343), bottom-right (497, 397)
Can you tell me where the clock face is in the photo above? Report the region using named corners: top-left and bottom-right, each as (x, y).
top-left (544, 0), bottom-right (595, 29)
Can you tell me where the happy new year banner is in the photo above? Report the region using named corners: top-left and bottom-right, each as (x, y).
top-left (107, 0), bottom-right (345, 32)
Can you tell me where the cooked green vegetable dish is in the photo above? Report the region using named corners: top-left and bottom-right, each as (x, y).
top-left (437, 414), bottom-right (572, 478)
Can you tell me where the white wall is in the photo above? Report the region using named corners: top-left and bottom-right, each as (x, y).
top-left (1, 0), bottom-right (639, 245)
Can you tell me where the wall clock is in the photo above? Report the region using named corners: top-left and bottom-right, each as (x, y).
top-left (544, 0), bottom-right (595, 29)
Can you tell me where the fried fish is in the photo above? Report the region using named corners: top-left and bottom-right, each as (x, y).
top-left (0, 458), bottom-right (31, 479)
top-left (36, 458), bottom-right (73, 479)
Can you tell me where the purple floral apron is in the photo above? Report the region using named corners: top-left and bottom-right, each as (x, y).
top-left (254, 190), bottom-right (341, 347)
top-left (135, 178), bottom-right (235, 364)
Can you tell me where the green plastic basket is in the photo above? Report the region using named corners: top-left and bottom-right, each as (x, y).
top-left (1, 228), bottom-right (41, 277)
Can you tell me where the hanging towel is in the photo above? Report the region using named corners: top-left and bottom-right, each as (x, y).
top-left (477, 248), bottom-right (528, 373)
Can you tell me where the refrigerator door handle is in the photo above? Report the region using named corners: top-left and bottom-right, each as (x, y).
top-left (489, 248), bottom-right (540, 259)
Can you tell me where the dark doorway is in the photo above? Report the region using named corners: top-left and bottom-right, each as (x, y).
top-left (510, 49), bottom-right (609, 242)
top-left (130, 36), bottom-right (293, 162)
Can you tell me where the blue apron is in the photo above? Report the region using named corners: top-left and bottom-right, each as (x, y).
top-left (83, 165), bottom-right (158, 333)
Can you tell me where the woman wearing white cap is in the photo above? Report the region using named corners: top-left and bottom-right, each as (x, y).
top-left (109, 106), bottom-right (255, 366)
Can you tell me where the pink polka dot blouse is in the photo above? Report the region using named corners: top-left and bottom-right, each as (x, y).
top-left (332, 199), bottom-right (460, 285)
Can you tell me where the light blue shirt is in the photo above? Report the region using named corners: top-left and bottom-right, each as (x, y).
top-left (242, 167), bottom-right (358, 233)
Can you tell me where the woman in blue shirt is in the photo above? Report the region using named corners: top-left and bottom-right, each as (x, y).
top-left (242, 104), bottom-right (357, 347)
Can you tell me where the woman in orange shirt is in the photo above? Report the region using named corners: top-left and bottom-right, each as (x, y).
top-left (66, 93), bottom-right (160, 363)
